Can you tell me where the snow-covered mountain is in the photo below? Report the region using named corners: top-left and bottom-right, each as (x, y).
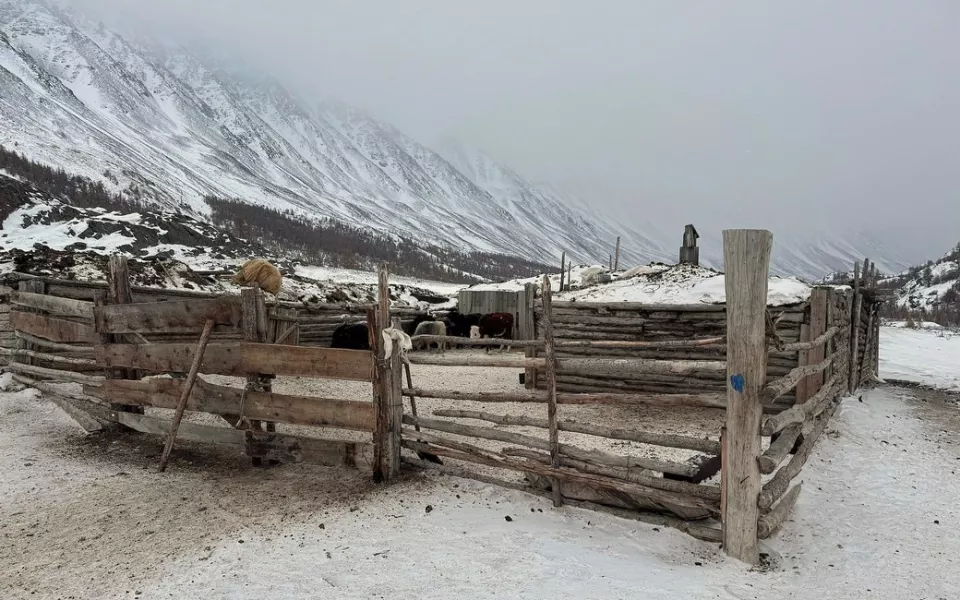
top-left (882, 243), bottom-right (960, 314)
top-left (0, 0), bottom-right (917, 281)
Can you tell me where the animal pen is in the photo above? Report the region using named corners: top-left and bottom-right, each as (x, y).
top-left (0, 231), bottom-right (883, 565)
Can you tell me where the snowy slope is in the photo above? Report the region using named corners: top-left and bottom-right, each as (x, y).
top-left (0, 0), bottom-right (918, 281)
top-left (883, 244), bottom-right (960, 312)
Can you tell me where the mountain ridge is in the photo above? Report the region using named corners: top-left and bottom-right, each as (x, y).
top-left (0, 0), bottom-right (916, 280)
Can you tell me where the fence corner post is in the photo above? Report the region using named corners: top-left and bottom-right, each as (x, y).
top-left (372, 264), bottom-right (401, 482)
top-left (721, 229), bottom-right (773, 565)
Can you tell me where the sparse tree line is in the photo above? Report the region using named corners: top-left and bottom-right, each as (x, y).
top-left (204, 196), bottom-right (551, 284)
top-left (0, 145), bottom-right (551, 284)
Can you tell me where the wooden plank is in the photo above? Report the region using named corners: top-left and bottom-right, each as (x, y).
top-left (407, 354), bottom-right (546, 368)
top-left (795, 324), bottom-right (811, 404)
top-left (372, 265), bottom-right (402, 482)
top-left (96, 297), bottom-right (243, 334)
top-left (758, 423), bottom-right (803, 474)
top-left (403, 387), bottom-right (727, 408)
top-left (13, 332), bottom-right (94, 354)
top-left (89, 378), bottom-right (374, 431)
top-left (11, 292), bottom-right (94, 319)
top-left (799, 288), bottom-right (829, 402)
top-left (760, 353), bottom-right (836, 403)
top-left (10, 310), bottom-right (97, 344)
top-left (96, 342), bottom-right (374, 380)
top-left (557, 357), bottom-right (726, 377)
top-left (721, 228), bottom-right (772, 565)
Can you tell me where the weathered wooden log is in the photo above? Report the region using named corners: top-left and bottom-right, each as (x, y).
top-left (761, 373), bottom-right (843, 435)
top-left (758, 483), bottom-right (802, 539)
top-left (550, 301), bottom-right (728, 312)
top-left (780, 326), bottom-right (838, 352)
top-left (411, 335), bottom-right (543, 348)
top-left (402, 387), bottom-right (727, 408)
top-left (555, 336), bottom-right (725, 349)
top-left (0, 347), bottom-right (97, 367)
top-left (758, 423), bottom-right (803, 474)
top-left (403, 415), bottom-right (698, 477)
top-left (552, 314), bottom-right (650, 326)
top-left (12, 333), bottom-right (93, 357)
top-left (11, 291), bottom-right (94, 319)
top-left (432, 409), bottom-right (720, 454)
top-left (541, 276), bottom-right (563, 506)
top-left (758, 397), bottom-right (840, 511)
top-left (401, 455), bottom-right (723, 542)
top-left (400, 432), bottom-right (716, 511)
top-left (2, 361), bottom-right (104, 385)
top-left (557, 357), bottom-right (725, 377)
top-left (554, 347), bottom-right (727, 360)
top-left (11, 374), bottom-right (105, 432)
top-left (760, 352), bottom-right (837, 403)
top-left (501, 447), bottom-right (720, 499)
top-left (406, 354), bottom-right (545, 368)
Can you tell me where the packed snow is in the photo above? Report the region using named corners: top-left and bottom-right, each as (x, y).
top-left (879, 325), bottom-right (960, 392)
top-left (555, 263), bottom-right (812, 306)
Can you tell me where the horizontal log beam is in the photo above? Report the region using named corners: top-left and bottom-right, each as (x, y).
top-left (13, 332), bottom-right (94, 354)
top-left (12, 374), bottom-right (104, 432)
top-left (758, 423), bottom-right (803, 474)
top-left (403, 387), bottom-right (727, 408)
top-left (758, 483), bottom-right (802, 539)
top-left (2, 362), bottom-right (104, 385)
top-left (761, 373), bottom-right (843, 435)
top-left (760, 352), bottom-right (837, 403)
top-left (778, 326), bottom-right (839, 352)
top-left (0, 347), bottom-right (97, 367)
top-left (96, 342), bottom-right (374, 380)
top-left (87, 377), bottom-right (375, 431)
top-left (411, 335), bottom-right (544, 348)
top-left (759, 398), bottom-right (840, 510)
top-left (550, 301), bottom-right (728, 312)
top-left (11, 310), bottom-right (97, 344)
top-left (406, 354), bottom-right (545, 369)
top-left (11, 292), bottom-right (94, 318)
top-left (500, 447), bottom-right (720, 500)
top-left (400, 431), bottom-right (716, 511)
top-left (555, 336), bottom-right (725, 349)
top-left (95, 297), bottom-right (244, 334)
top-left (432, 408), bottom-right (720, 454)
top-left (403, 415), bottom-right (698, 477)
top-left (557, 357), bottom-right (726, 377)
top-left (48, 394), bottom-right (375, 470)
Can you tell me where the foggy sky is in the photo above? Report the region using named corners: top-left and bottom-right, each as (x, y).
top-left (72, 0), bottom-right (960, 260)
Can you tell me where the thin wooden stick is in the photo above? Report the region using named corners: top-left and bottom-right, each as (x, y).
top-left (13, 332), bottom-right (94, 354)
top-left (2, 362), bottom-right (104, 385)
top-left (0, 347), bottom-right (97, 367)
top-left (542, 275), bottom-right (562, 507)
top-left (158, 318), bottom-right (216, 472)
top-left (402, 387), bottom-right (727, 408)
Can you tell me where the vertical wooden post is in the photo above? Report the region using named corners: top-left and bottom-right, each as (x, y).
top-left (614, 236), bottom-right (621, 271)
top-left (559, 252), bottom-right (566, 293)
top-left (800, 288), bottom-right (829, 400)
top-left (372, 264), bottom-right (402, 482)
top-left (105, 256), bottom-right (143, 416)
top-left (567, 263), bottom-right (572, 289)
top-left (848, 261), bottom-right (862, 393)
top-left (721, 229), bottom-right (773, 565)
top-left (241, 285), bottom-right (272, 465)
top-left (16, 280), bottom-right (45, 369)
top-left (541, 275), bottom-right (562, 507)
top-left (521, 283), bottom-right (538, 389)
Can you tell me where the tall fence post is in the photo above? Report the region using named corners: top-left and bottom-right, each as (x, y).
top-left (541, 275), bottom-right (562, 507)
top-left (521, 283), bottom-right (538, 389)
top-left (104, 255), bottom-right (143, 418)
top-left (559, 252), bottom-right (566, 293)
top-left (721, 229), bottom-right (773, 565)
top-left (372, 264), bottom-right (402, 482)
top-left (614, 236), bottom-right (621, 271)
top-left (848, 260), bottom-right (862, 393)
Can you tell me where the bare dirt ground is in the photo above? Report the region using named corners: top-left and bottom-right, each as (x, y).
top-left (3, 356), bottom-right (958, 599)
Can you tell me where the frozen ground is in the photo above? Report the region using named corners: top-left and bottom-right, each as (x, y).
top-left (2, 354), bottom-right (960, 598)
top-left (880, 325), bottom-right (960, 391)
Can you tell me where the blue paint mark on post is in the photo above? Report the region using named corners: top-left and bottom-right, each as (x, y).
top-left (730, 374), bottom-right (745, 393)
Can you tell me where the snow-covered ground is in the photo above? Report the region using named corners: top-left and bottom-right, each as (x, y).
top-left (3, 346), bottom-right (960, 598)
top-left (294, 265), bottom-right (465, 297)
top-left (880, 325), bottom-right (960, 392)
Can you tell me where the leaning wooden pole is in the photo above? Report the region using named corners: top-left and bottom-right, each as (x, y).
top-left (158, 318), bottom-right (215, 472)
top-left (721, 229), bottom-right (773, 565)
top-left (542, 275), bottom-right (562, 507)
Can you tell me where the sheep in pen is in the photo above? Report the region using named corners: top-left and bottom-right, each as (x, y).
top-left (232, 259), bottom-right (283, 296)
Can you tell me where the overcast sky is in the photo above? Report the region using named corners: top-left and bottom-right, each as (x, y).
top-left (72, 0), bottom-right (960, 259)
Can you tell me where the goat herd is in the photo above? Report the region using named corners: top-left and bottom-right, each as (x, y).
top-left (330, 309), bottom-right (515, 353)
